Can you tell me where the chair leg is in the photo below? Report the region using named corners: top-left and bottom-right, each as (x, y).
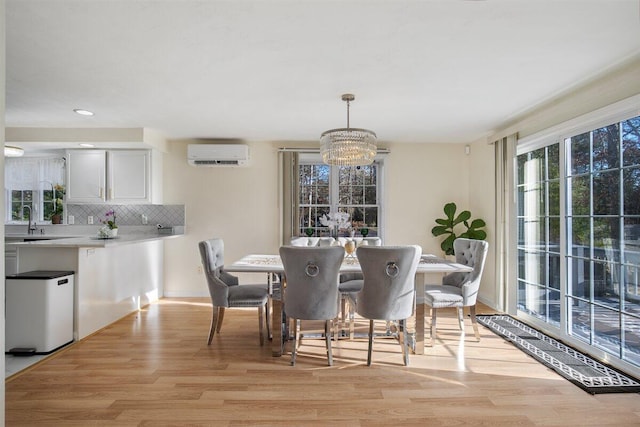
top-left (265, 301), bottom-right (271, 341)
top-left (216, 307), bottom-right (226, 333)
top-left (325, 320), bottom-right (334, 366)
top-left (207, 306), bottom-right (220, 345)
top-left (348, 299), bottom-right (356, 340)
top-left (400, 319), bottom-right (409, 366)
top-left (457, 307), bottom-right (464, 331)
top-left (367, 319), bottom-right (375, 366)
top-left (258, 305), bottom-right (265, 346)
top-left (430, 307), bottom-right (437, 347)
top-left (291, 319), bottom-right (300, 366)
top-left (470, 305), bottom-right (481, 342)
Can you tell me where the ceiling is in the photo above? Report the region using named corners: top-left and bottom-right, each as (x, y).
top-left (6, 0), bottom-right (640, 146)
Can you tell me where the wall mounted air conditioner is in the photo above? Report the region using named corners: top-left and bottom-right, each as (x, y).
top-left (187, 144), bottom-right (249, 167)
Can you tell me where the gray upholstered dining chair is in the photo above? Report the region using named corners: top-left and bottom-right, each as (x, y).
top-left (423, 238), bottom-right (489, 346)
top-left (279, 245), bottom-right (345, 366)
top-left (199, 238), bottom-right (270, 346)
top-left (353, 245), bottom-right (421, 366)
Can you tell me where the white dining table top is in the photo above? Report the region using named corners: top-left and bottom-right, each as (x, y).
top-left (226, 253), bottom-right (473, 274)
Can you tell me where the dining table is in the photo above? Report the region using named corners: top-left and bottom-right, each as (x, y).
top-left (226, 252), bottom-right (473, 357)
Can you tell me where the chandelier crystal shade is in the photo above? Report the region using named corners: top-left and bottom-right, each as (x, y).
top-left (320, 94), bottom-right (377, 166)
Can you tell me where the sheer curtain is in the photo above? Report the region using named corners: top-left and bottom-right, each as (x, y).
top-left (5, 157), bottom-right (64, 191)
top-left (279, 150), bottom-right (299, 246)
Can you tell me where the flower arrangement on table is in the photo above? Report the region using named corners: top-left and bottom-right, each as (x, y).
top-left (319, 211), bottom-right (351, 237)
top-left (98, 209), bottom-right (118, 238)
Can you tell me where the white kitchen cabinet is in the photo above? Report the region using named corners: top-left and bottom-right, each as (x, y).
top-left (66, 150), bottom-right (106, 203)
top-left (5, 244), bottom-right (18, 276)
top-left (66, 149), bottom-right (152, 204)
top-left (107, 150), bottom-right (151, 203)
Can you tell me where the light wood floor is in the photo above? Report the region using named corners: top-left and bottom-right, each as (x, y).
top-left (6, 298), bottom-right (640, 426)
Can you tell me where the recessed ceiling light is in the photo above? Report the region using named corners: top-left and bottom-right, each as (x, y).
top-left (73, 109), bottom-right (94, 116)
top-left (79, 143), bottom-right (95, 148)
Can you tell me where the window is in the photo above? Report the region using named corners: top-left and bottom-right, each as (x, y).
top-left (565, 116), bottom-right (640, 365)
top-left (5, 157), bottom-right (65, 223)
top-left (516, 144), bottom-right (561, 325)
top-left (10, 190), bottom-right (33, 221)
top-left (298, 160), bottom-right (382, 238)
top-left (517, 112), bottom-right (640, 369)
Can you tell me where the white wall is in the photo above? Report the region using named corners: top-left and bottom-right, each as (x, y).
top-left (383, 142), bottom-right (469, 251)
top-left (162, 57), bottom-right (640, 302)
top-left (494, 56), bottom-right (640, 141)
top-left (163, 140), bottom-right (281, 296)
top-left (163, 140), bottom-right (470, 296)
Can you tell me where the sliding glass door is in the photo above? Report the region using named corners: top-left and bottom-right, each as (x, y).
top-left (517, 144), bottom-right (561, 325)
top-left (517, 114), bottom-right (640, 370)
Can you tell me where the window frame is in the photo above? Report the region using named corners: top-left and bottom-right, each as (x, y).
top-left (516, 93), bottom-right (640, 375)
top-left (4, 156), bottom-right (65, 224)
top-left (296, 152), bottom-right (385, 240)
top-left (6, 188), bottom-right (56, 224)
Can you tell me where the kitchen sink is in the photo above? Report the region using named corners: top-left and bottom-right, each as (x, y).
top-left (5, 235), bottom-right (77, 243)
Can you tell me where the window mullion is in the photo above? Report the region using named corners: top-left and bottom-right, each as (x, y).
top-left (330, 166), bottom-right (339, 213)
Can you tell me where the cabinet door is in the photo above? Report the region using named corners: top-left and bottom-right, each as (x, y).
top-left (66, 150), bottom-right (107, 203)
top-left (108, 150), bottom-right (151, 203)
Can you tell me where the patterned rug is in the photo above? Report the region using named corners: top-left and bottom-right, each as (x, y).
top-left (477, 314), bottom-right (640, 394)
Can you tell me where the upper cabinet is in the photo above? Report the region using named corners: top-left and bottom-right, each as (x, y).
top-left (66, 150), bottom-right (154, 204)
top-left (108, 150), bottom-right (151, 203)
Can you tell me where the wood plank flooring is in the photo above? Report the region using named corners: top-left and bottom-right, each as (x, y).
top-left (6, 298), bottom-right (640, 426)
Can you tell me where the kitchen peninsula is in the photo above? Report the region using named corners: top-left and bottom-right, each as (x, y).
top-left (8, 233), bottom-right (181, 340)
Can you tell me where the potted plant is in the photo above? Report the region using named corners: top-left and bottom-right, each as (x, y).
top-left (51, 184), bottom-right (65, 224)
top-left (431, 202), bottom-right (486, 256)
top-left (98, 209), bottom-right (118, 238)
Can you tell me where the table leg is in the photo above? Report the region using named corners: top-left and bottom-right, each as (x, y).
top-left (414, 274), bottom-right (425, 355)
top-left (271, 299), bottom-right (284, 357)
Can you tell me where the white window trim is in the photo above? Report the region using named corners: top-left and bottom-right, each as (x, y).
top-left (297, 153), bottom-right (386, 241)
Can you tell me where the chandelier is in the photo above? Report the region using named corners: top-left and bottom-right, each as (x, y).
top-left (320, 94), bottom-right (377, 166)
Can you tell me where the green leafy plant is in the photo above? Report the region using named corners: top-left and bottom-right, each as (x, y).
top-left (431, 202), bottom-right (487, 256)
top-left (52, 184), bottom-right (65, 216)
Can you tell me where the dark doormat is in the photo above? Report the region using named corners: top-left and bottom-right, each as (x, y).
top-left (476, 314), bottom-right (640, 394)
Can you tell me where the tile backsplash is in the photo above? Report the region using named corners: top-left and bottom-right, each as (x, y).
top-left (66, 204), bottom-right (185, 227)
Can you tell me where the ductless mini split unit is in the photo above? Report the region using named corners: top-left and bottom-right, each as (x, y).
top-left (187, 144), bottom-right (249, 167)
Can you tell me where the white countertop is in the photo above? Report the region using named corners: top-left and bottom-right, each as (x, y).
top-left (7, 233), bottom-right (182, 248)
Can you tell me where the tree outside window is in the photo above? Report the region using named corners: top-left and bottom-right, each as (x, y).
top-left (299, 162), bottom-right (381, 237)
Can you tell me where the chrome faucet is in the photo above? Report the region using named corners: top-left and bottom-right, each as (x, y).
top-left (23, 205), bottom-right (37, 234)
